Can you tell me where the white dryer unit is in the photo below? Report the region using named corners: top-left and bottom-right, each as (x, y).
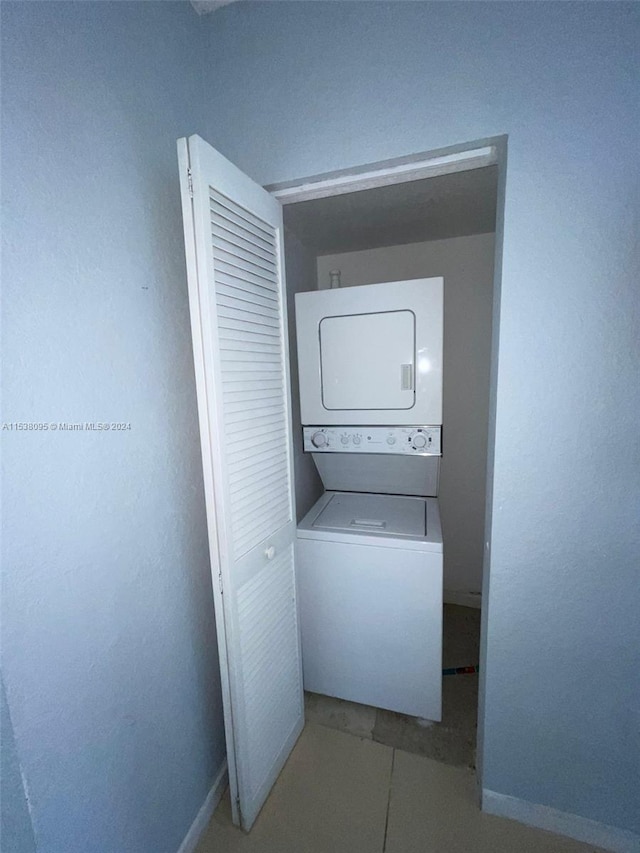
top-left (295, 278), bottom-right (443, 426)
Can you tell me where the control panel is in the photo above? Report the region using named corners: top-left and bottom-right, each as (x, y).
top-left (303, 426), bottom-right (442, 456)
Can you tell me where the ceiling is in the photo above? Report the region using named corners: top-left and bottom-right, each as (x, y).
top-left (283, 166), bottom-right (498, 256)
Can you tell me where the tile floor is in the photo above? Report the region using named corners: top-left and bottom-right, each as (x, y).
top-left (196, 723), bottom-right (605, 853)
top-left (305, 603), bottom-right (481, 767)
top-left (196, 604), bottom-right (605, 851)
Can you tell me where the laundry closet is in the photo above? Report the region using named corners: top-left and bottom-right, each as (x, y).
top-left (177, 135), bottom-right (498, 829)
top-left (282, 166), bottom-right (497, 641)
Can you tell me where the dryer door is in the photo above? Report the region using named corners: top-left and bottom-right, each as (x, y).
top-left (320, 310), bottom-right (415, 411)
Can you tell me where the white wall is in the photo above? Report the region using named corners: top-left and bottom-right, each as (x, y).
top-left (203, 2), bottom-right (640, 844)
top-left (284, 230), bottom-right (325, 520)
top-left (318, 234), bottom-right (495, 598)
top-left (1, 4), bottom-right (227, 852)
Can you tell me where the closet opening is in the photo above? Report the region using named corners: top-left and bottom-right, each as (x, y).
top-left (274, 139), bottom-right (505, 777)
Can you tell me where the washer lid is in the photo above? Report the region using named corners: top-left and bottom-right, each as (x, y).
top-left (312, 492), bottom-right (426, 538)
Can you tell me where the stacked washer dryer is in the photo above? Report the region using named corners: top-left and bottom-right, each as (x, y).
top-left (294, 278), bottom-right (444, 721)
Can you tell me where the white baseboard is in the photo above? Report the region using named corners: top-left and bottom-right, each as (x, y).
top-left (444, 589), bottom-right (482, 609)
top-left (482, 788), bottom-right (639, 853)
top-left (177, 760), bottom-right (228, 853)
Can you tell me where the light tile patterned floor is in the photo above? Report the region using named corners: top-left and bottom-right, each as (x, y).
top-left (385, 749), bottom-right (606, 853)
top-left (196, 723), bottom-right (605, 853)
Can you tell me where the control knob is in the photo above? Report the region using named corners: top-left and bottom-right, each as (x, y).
top-left (412, 433), bottom-right (427, 449)
top-left (311, 431), bottom-right (328, 448)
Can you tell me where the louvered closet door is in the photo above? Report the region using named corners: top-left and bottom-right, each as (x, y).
top-left (177, 136), bottom-right (303, 831)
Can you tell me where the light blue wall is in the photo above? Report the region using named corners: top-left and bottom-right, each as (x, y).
top-left (203, 1), bottom-right (640, 836)
top-left (1, 677), bottom-right (37, 853)
top-left (1, 3), bottom-right (226, 852)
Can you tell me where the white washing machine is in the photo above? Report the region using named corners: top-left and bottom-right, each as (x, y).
top-left (294, 280), bottom-right (445, 720)
top-left (297, 487), bottom-right (443, 720)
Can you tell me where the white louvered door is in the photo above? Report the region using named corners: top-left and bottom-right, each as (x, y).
top-left (177, 135), bottom-right (303, 831)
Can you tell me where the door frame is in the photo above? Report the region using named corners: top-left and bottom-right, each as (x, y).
top-left (266, 134), bottom-right (508, 799)
top-left (266, 139), bottom-right (499, 202)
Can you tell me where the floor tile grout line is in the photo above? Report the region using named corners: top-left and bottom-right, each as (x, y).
top-left (382, 747), bottom-right (396, 853)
